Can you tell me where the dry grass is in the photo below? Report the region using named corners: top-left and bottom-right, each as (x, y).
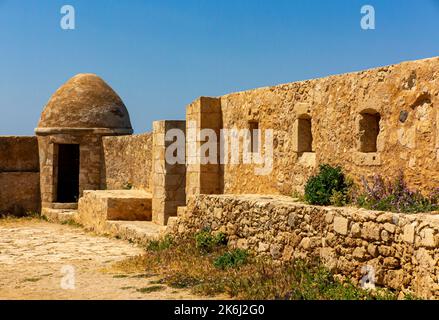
top-left (109, 234), bottom-right (401, 300)
top-left (0, 213), bottom-right (44, 226)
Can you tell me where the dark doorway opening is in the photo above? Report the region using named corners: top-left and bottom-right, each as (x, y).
top-left (57, 144), bottom-right (80, 203)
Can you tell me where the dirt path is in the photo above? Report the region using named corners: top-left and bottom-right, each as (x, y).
top-left (0, 219), bottom-right (209, 300)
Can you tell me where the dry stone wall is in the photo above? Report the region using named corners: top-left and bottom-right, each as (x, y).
top-left (0, 136), bottom-right (40, 215)
top-left (171, 194), bottom-right (439, 299)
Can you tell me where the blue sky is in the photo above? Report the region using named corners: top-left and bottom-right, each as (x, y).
top-left (0, 0), bottom-right (438, 135)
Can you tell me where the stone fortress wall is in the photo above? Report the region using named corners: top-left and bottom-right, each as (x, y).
top-left (168, 56), bottom-right (439, 299)
top-left (91, 57), bottom-right (439, 224)
top-left (190, 57), bottom-right (439, 196)
top-left (92, 57), bottom-right (439, 203)
top-left (2, 57), bottom-right (439, 222)
top-left (1, 56), bottom-right (439, 298)
top-left (0, 136), bottom-right (40, 215)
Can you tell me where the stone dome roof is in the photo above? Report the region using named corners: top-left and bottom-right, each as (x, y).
top-left (37, 74), bottom-right (132, 131)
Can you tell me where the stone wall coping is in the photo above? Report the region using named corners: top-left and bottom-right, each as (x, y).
top-left (220, 56), bottom-right (439, 98)
top-left (34, 127), bottom-right (133, 136)
top-left (192, 194), bottom-right (439, 227)
top-left (0, 135), bottom-right (36, 138)
top-left (102, 132), bottom-right (152, 141)
top-left (82, 189), bottom-right (152, 199)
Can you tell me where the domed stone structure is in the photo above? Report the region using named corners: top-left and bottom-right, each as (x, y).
top-left (38, 74), bottom-right (132, 130)
top-left (35, 74), bottom-right (133, 212)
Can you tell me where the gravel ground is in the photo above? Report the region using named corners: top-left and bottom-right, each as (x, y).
top-left (0, 219), bottom-right (210, 300)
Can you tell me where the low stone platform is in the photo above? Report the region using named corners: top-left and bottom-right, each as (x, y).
top-left (105, 220), bottom-right (167, 246)
top-left (78, 190), bottom-right (153, 233)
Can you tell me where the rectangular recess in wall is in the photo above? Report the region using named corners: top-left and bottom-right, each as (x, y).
top-left (249, 121), bottom-right (259, 153)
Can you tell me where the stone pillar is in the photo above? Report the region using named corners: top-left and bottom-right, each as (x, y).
top-left (186, 97), bottom-right (222, 198)
top-left (152, 120), bottom-right (186, 225)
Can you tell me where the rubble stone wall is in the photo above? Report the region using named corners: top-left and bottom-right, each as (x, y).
top-left (171, 194), bottom-right (439, 299)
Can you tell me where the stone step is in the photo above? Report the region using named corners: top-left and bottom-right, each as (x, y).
top-left (52, 203), bottom-right (78, 210)
top-left (42, 208), bottom-right (78, 224)
top-left (105, 220), bottom-right (167, 246)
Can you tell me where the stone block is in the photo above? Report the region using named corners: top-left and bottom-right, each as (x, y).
top-left (367, 243), bottom-right (379, 257)
top-left (353, 247), bottom-right (368, 260)
top-left (78, 190), bottom-right (152, 233)
top-left (258, 242), bottom-right (270, 253)
top-left (333, 216), bottom-right (349, 235)
top-left (351, 223), bottom-right (361, 237)
top-left (419, 228), bottom-right (436, 248)
top-left (361, 222), bottom-right (381, 241)
top-left (354, 151), bottom-right (382, 166)
top-left (383, 223), bottom-right (396, 234)
top-left (403, 224), bottom-right (415, 244)
top-left (294, 102), bottom-right (311, 116)
top-left (153, 121), bottom-right (166, 134)
top-left (153, 133), bottom-right (166, 146)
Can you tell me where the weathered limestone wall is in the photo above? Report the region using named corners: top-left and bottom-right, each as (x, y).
top-left (102, 133), bottom-right (153, 191)
top-left (171, 195), bottom-right (439, 299)
top-left (215, 57), bottom-right (439, 195)
top-left (0, 136), bottom-right (40, 215)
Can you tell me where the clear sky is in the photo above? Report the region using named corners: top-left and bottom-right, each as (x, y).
top-left (1, 0), bottom-right (438, 135)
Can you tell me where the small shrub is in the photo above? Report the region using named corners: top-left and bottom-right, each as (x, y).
top-left (147, 235), bottom-right (173, 252)
top-left (136, 285), bottom-right (166, 293)
top-left (404, 293), bottom-right (421, 300)
top-left (305, 164), bottom-right (350, 206)
top-left (291, 191), bottom-right (305, 202)
top-left (22, 277), bottom-right (42, 283)
top-left (120, 286), bottom-right (135, 290)
top-left (287, 261), bottom-right (394, 300)
top-left (61, 219), bottom-right (82, 228)
top-left (329, 190), bottom-right (348, 207)
top-left (213, 249), bottom-right (249, 270)
top-left (167, 274), bottom-right (202, 289)
top-left (358, 172), bottom-right (439, 213)
top-left (195, 229), bottom-right (227, 253)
